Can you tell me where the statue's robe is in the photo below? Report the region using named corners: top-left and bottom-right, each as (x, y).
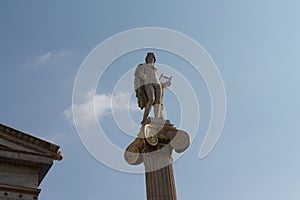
top-left (134, 64), bottom-right (148, 110)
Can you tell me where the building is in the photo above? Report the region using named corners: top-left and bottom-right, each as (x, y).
top-left (0, 123), bottom-right (62, 200)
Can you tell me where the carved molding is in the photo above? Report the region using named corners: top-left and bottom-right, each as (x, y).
top-left (0, 184), bottom-right (40, 196)
top-left (124, 118), bottom-right (190, 166)
top-left (0, 124), bottom-right (61, 159)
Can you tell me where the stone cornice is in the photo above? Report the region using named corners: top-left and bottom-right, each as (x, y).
top-left (0, 184), bottom-right (40, 196)
top-left (0, 124), bottom-right (60, 159)
top-left (0, 147), bottom-right (54, 165)
top-left (0, 157), bottom-right (41, 169)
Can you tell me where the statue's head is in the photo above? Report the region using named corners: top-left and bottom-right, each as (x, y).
top-left (145, 52), bottom-right (156, 64)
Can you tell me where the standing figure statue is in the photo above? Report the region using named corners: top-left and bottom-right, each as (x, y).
top-left (126, 52), bottom-right (190, 167)
top-left (134, 52), bottom-right (163, 124)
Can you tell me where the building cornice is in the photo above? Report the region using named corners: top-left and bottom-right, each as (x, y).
top-left (0, 124), bottom-right (61, 160)
top-left (0, 184), bottom-right (40, 196)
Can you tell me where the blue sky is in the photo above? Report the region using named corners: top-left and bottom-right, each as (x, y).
top-left (1, 0), bottom-right (300, 199)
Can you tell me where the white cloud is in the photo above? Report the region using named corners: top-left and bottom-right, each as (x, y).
top-left (64, 91), bottom-right (138, 125)
top-left (35, 52), bottom-right (53, 63)
top-left (32, 50), bottom-right (71, 67)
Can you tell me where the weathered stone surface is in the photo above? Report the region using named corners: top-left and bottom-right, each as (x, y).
top-left (0, 123), bottom-right (62, 200)
top-left (0, 184), bottom-right (40, 200)
top-left (0, 163), bottom-right (38, 188)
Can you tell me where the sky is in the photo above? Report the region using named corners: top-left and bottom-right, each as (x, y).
top-left (1, 0), bottom-right (300, 199)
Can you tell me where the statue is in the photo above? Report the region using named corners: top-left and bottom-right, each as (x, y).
top-left (134, 52), bottom-right (163, 124)
top-left (125, 52), bottom-right (190, 166)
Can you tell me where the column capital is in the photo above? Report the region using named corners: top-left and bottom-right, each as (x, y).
top-left (124, 118), bottom-right (190, 166)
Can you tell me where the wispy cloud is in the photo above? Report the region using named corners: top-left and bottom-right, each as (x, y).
top-left (64, 91), bottom-right (138, 125)
top-left (35, 52), bottom-right (53, 63)
top-left (29, 49), bottom-right (71, 68)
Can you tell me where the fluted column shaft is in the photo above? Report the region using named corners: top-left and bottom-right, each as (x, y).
top-left (143, 145), bottom-right (177, 200)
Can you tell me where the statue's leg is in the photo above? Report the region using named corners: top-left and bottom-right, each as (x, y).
top-left (142, 99), bottom-right (154, 124)
top-left (159, 103), bottom-right (165, 118)
top-left (142, 84), bottom-right (155, 124)
top-left (153, 84), bottom-right (162, 118)
top-left (153, 104), bottom-right (160, 118)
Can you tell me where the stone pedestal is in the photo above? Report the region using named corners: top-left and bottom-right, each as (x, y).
top-left (124, 118), bottom-right (190, 200)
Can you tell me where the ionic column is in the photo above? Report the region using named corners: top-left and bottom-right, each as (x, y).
top-left (143, 145), bottom-right (177, 200)
top-left (124, 119), bottom-right (190, 200)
